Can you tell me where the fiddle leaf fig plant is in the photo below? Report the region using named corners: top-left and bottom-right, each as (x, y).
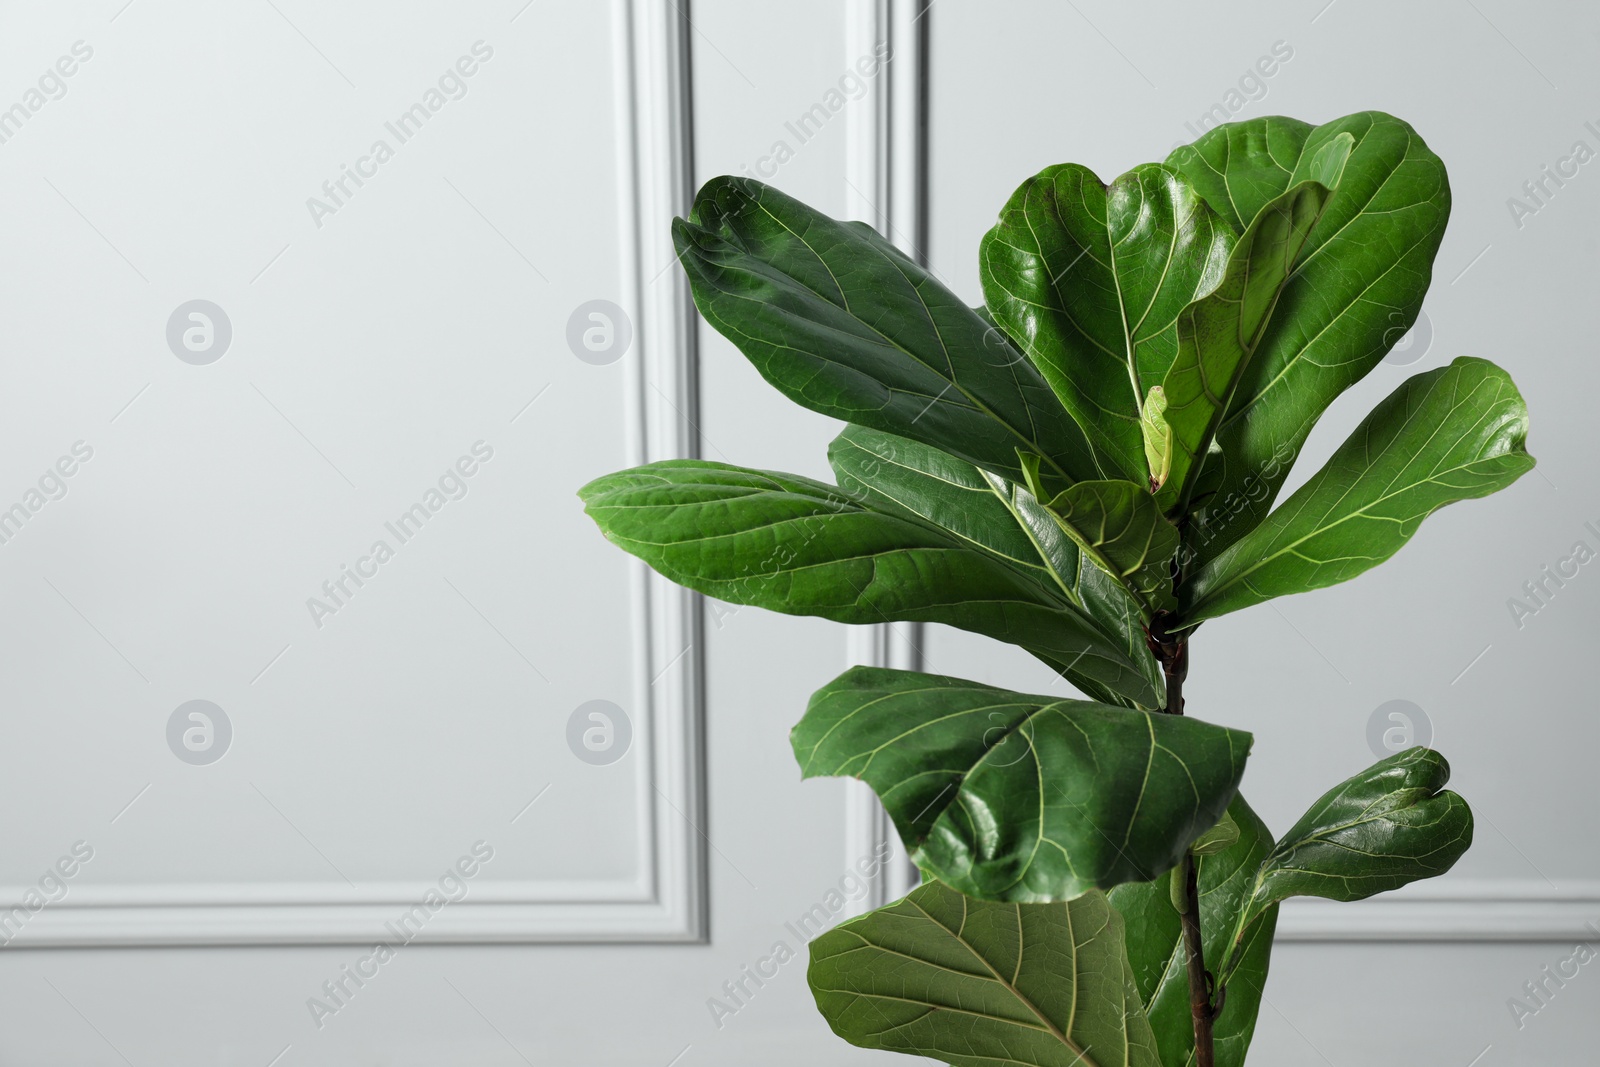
top-left (580, 110), bottom-right (1534, 1066)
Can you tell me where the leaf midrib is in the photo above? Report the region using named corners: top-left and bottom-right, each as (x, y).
top-left (906, 895), bottom-right (1100, 1064)
top-left (1172, 176), bottom-right (1337, 516)
top-left (1190, 382), bottom-right (1523, 612)
top-left (709, 194), bottom-right (1075, 482)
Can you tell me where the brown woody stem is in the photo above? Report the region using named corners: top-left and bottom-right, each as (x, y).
top-left (1149, 612), bottom-right (1213, 1067)
top-left (1179, 853), bottom-right (1215, 1066)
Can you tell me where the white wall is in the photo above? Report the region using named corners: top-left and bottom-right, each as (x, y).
top-left (0, 1), bottom-right (880, 1063)
top-left (0, 0), bottom-right (1592, 1064)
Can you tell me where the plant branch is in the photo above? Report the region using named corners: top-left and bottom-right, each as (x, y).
top-left (1150, 611), bottom-right (1214, 1067)
top-left (1150, 612), bottom-right (1187, 718)
top-left (1178, 853), bottom-right (1215, 1066)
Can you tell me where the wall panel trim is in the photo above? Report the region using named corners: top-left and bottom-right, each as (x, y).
top-left (841, 0), bottom-right (930, 917)
top-left (1278, 881), bottom-right (1600, 943)
top-left (8, 0), bottom-right (705, 948)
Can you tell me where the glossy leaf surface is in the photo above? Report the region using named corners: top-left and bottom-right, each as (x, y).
top-left (567, 104), bottom-right (1531, 1067)
top-left (977, 466), bottom-right (1157, 696)
top-left (829, 425), bottom-right (1162, 706)
top-left (1184, 357), bottom-right (1534, 622)
top-left (674, 176), bottom-right (1089, 490)
top-left (1019, 457), bottom-right (1181, 615)
top-left (981, 163), bottom-right (1233, 483)
top-left (580, 461), bottom-right (1162, 705)
top-left (1252, 747), bottom-right (1472, 916)
top-left (809, 878), bottom-right (1162, 1067)
top-left (1210, 748), bottom-right (1472, 991)
top-left (1157, 133), bottom-right (1352, 512)
top-left (1167, 112), bottom-right (1452, 557)
top-left (792, 666), bottom-right (1251, 902)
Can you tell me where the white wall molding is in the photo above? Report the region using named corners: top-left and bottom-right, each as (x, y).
top-left (841, 0), bottom-right (929, 916)
top-left (1277, 881), bottom-right (1600, 943)
top-left (618, 0), bottom-right (708, 946)
top-left (6, 0), bottom-right (705, 949)
top-left (844, 0), bottom-right (928, 254)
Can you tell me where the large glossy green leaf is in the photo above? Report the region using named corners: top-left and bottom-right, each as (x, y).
top-left (1212, 749), bottom-right (1472, 987)
top-left (1259, 747), bottom-right (1472, 905)
top-left (828, 426), bottom-right (1080, 601)
top-left (579, 461), bottom-right (1162, 705)
top-left (791, 666), bottom-right (1251, 902)
top-left (980, 163), bottom-right (1234, 483)
top-left (829, 425), bottom-right (1162, 706)
top-left (808, 878), bottom-right (1162, 1067)
top-left (673, 176), bottom-right (1090, 490)
top-left (1109, 796), bottom-right (1279, 1067)
top-left (1156, 133), bottom-right (1352, 513)
top-left (1183, 357), bottom-right (1534, 622)
top-left (1166, 112), bottom-right (1452, 558)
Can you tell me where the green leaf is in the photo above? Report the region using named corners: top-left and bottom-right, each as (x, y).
top-left (1183, 357), bottom-right (1534, 622)
top-left (1019, 453), bottom-right (1180, 615)
top-left (1155, 133), bottom-right (1353, 513)
top-left (1213, 749), bottom-right (1472, 990)
top-left (1255, 748), bottom-right (1472, 914)
top-left (978, 462), bottom-right (1152, 667)
top-left (579, 461), bottom-right (1162, 706)
top-left (1166, 112), bottom-right (1452, 558)
top-left (829, 425), bottom-right (1162, 707)
top-left (981, 163), bottom-right (1234, 484)
top-left (1109, 796), bottom-right (1279, 1067)
top-left (1191, 810), bottom-right (1239, 856)
top-left (1048, 480), bottom-right (1179, 615)
top-left (791, 666), bottom-right (1252, 902)
top-left (674, 176), bottom-right (1090, 490)
top-left (808, 878), bottom-right (1163, 1067)
top-left (1142, 385), bottom-right (1174, 490)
